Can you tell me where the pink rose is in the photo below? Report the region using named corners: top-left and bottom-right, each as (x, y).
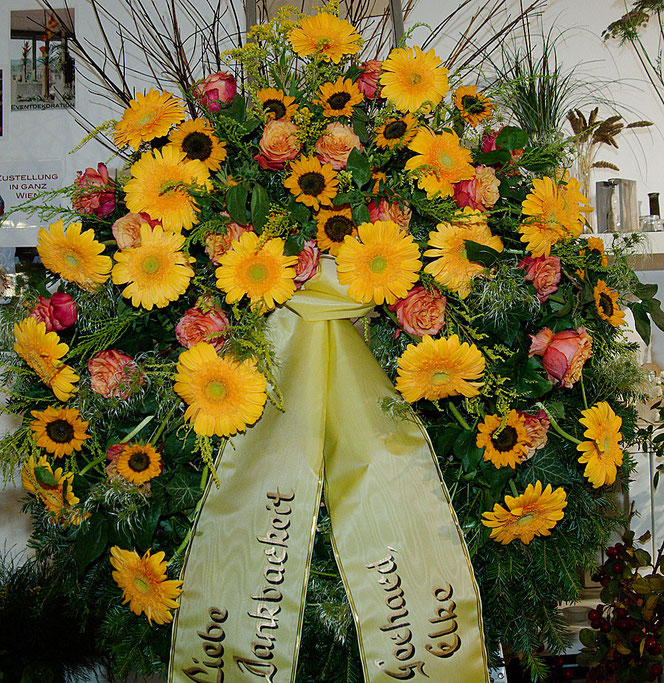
top-left (357, 60), bottom-right (382, 99)
top-left (30, 292), bottom-right (78, 332)
top-left (254, 119), bottom-right (302, 170)
top-left (194, 72), bottom-right (237, 112)
top-left (453, 165), bottom-right (500, 211)
top-left (518, 410), bottom-right (550, 460)
top-left (315, 122), bottom-right (363, 170)
top-left (519, 255), bottom-right (561, 303)
top-left (72, 163), bottom-right (116, 218)
top-left (111, 212), bottom-right (160, 249)
top-left (205, 219), bottom-right (254, 265)
top-left (106, 443), bottom-right (124, 461)
top-left (529, 327), bottom-right (592, 388)
top-left (389, 286), bottom-right (447, 337)
top-left (175, 306), bottom-right (230, 350)
top-left (88, 350), bottom-right (144, 399)
top-left (368, 198), bottom-right (412, 232)
top-left (294, 240), bottom-right (320, 289)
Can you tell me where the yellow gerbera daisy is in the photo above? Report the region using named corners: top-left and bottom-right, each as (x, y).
top-left (584, 237), bottom-right (608, 266)
top-left (520, 176), bottom-right (591, 257)
top-left (257, 88), bottom-right (298, 121)
top-left (112, 225), bottom-right (194, 310)
top-left (113, 89), bottom-right (186, 150)
top-left (174, 342), bottom-right (267, 437)
top-left (110, 546), bottom-right (183, 625)
top-left (316, 206), bottom-right (357, 255)
top-left (124, 146), bottom-right (211, 232)
top-left (395, 334), bottom-right (485, 402)
top-left (284, 156), bottom-right (338, 210)
top-left (215, 231), bottom-right (297, 312)
top-left (22, 454), bottom-right (79, 517)
top-left (116, 443), bottom-right (162, 485)
top-left (453, 85), bottom-right (494, 126)
top-left (30, 406), bottom-right (89, 459)
top-left (167, 118), bottom-right (227, 172)
top-left (288, 13), bottom-right (362, 64)
top-left (14, 318), bottom-right (78, 402)
top-left (424, 209), bottom-right (504, 298)
top-left (405, 129), bottom-right (475, 198)
top-left (379, 46), bottom-right (449, 113)
top-left (316, 77), bottom-right (363, 118)
top-left (477, 410), bottom-right (531, 469)
top-left (594, 280), bottom-right (626, 327)
top-left (481, 481), bottom-right (567, 545)
top-left (336, 220), bottom-right (421, 305)
top-left (37, 220), bottom-right (112, 291)
top-left (374, 113), bottom-right (418, 149)
top-left (577, 402), bottom-right (624, 488)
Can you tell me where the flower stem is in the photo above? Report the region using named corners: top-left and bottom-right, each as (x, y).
top-left (78, 454), bottom-right (107, 476)
top-left (449, 402), bottom-right (471, 431)
top-left (121, 415), bottom-right (154, 443)
top-left (149, 403), bottom-right (179, 445)
top-left (580, 372), bottom-right (589, 411)
top-left (536, 402), bottom-right (582, 445)
top-left (509, 478), bottom-right (519, 497)
top-left (171, 467), bottom-right (210, 564)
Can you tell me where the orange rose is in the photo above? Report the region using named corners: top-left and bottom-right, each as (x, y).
top-left (112, 212), bottom-right (161, 249)
top-left (293, 240), bottom-right (320, 289)
top-left (88, 350), bottom-right (144, 399)
top-left (315, 122), bottom-right (363, 170)
top-left (518, 410), bottom-right (550, 460)
top-left (453, 165), bottom-right (500, 211)
top-left (175, 306), bottom-right (229, 350)
top-left (519, 255), bottom-right (561, 302)
top-left (205, 219), bottom-right (254, 265)
top-left (255, 119), bottom-right (301, 169)
top-left (389, 286), bottom-right (446, 337)
top-left (529, 327), bottom-right (592, 388)
top-left (368, 198), bottom-right (412, 232)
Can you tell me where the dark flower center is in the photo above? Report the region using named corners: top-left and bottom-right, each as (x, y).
top-left (461, 95), bottom-right (485, 114)
top-left (45, 419), bottom-right (75, 444)
top-left (298, 172), bottom-right (326, 196)
top-left (491, 425), bottom-right (518, 453)
top-left (128, 450), bottom-right (151, 472)
top-left (182, 131), bottom-right (213, 161)
top-left (327, 92), bottom-right (352, 111)
top-left (599, 292), bottom-right (614, 317)
top-left (383, 120), bottom-right (408, 140)
top-left (324, 215), bottom-right (355, 242)
top-left (263, 98), bottom-right (287, 120)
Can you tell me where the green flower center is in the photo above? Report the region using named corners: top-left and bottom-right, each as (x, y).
top-left (263, 98), bottom-right (287, 120)
top-left (134, 577), bottom-right (149, 593)
top-left (432, 371), bottom-right (449, 385)
top-left (298, 171), bottom-right (325, 196)
top-left (598, 292), bottom-right (614, 317)
top-left (45, 419), bottom-right (75, 444)
top-left (138, 112), bottom-right (154, 126)
top-left (324, 215), bottom-right (354, 242)
top-left (370, 255), bottom-right (387, 273)
top-left (142, 255), bottom-right (160, 274)
top-left (517, 513), bottom-right (534, 525)
top-left (491, 426), bottom-right (518, 453)
top-left (248, 263), bottom-right (267, 283)
top-left (408, 72), bottom-right (422, 86)
top-left (65, 254), bottom-right (79, 268)
top-left (383, 120), bottom-right (408, 140)
top-left (438, 154), bottom-right (453, 168)
top-left (206, 380), bottom-right (227, 400)
top-left (128, 450), bottom-right (151, 472)
top-left (181, 131), bottom-right (213, 161)
top-left (327, 92), bottom-right (351, 111)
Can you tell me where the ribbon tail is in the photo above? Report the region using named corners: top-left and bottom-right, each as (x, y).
top-left (323, 320), bottom-right (489, 682)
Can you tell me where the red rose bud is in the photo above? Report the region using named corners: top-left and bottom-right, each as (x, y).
top-left (357, 60), bottom-right (382, 99)
top-left (528, 327), bottom-right (592, 388)
top-left (72, 162), bottom-right (116, 218)
top-left (106, 443), bottom-right (124, 461)
top-left (29, 292), bottom-right (78, 332)
top-left (194, 72), bottom-right (237, 112)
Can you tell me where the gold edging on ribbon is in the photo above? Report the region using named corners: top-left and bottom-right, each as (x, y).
top-left (167, 439), bottom-right (229, 682)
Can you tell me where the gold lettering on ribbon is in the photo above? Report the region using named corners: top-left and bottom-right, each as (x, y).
top-left (367, 548), bottom-right (428, 679)
top-left (182, 606), bottom-right (228, 683)
top-left (236, 488), bottom-right (294, 681)
top-left (425, 583), bottom-right (461, 658)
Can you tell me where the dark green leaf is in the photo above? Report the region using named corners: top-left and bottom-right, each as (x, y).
top-left (34, 466), bottom-right (57, 486)
top-left (579, 628), bottom-right (597, 648)
top-left (641, 297), bottom-right (664, 331)
top-left (250, 184), bottom-right (270, 233)
top-left (496, 126), bottom-right (528, 151)
top-left (455, 430), bottom-right (483, 473)
top-left (288, 199), bottom-right (310, 224)
top-left (284, 232), bottom-right (306, 256)
top-left (634, 281), bottom-right (658, 299)
top-left (352, 202), bottom-right (371, 224)
top-left (74, 516), bottom-right (108, 571)
top-left (474, 149), bottom-right (511, 166)
top-left (629, 302), bottom-right (651, 346)
top-left (434, 426), bottom-right (463, 457)
top-left (352, 117), bottom-right (369, 144)
top-left (226, 183), bottom-right (249, 224)
top-left (464, 240), bottom-right (501, 267)
top-left (347, 148), bottom-right (371, 188)
top-left (133, 504), bottom-right (162, 551)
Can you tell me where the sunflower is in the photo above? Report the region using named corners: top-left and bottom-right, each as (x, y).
top-left (116, 443), bottom-right (162, 485)
top-left (114, 89), bottom-right (186, 150)
top-left (424, 209), bottom-right (504, 297)
top-left (594, 280), bottom-right (626, 327)
top-left (453, 85), bottom-right (494, 127)
top-left (30, 406), bottom-right (89, 458)
top-left (14, 318), bottom-right (79, 402)
top-left (110, 546), bottom-right (183, 625)
top-left (256, 88), bottom-right (298, 121)
top-left (316, 206), bottom-right (357, 255)
top-left (374, 113), bottom-right (418, 149)
top-left (481, 481), bottom-right (567, 545)
top-left (395, 334), bottom-right (485, 402)
top-left (124, 146), bottom-right (211, 232)
top-left (335, 221), bottom-right (421, 305)
top-left (316, 77), bottom-right (363, 118)
top-left (174, 342), bottom-right (267, 437)
top-left (405, 129), bottom-right (475, 198)
top-left (215, 231), bottom-right (297, 312)
top-left (284, 156), bottom-right (338, 210)
top-left (112, 225), bottom-right (194, 310)
top-left (167, 119), bottom-right (227, 172)
top-left (22, 454), bottom-right (79, 517)
top-left (584, 236), bottom-right (609, 266)
top-left (379, 46), bottom-right (449, 113)
top-left (37, 220), bottom-right (112, 291)
top-left (520, 176), bottom-right (591, 257)
top-left (477, 410), bottom-right (532, 469)
top-left (288, 13), bottom-right (362, 63)
top-left (577, 402), bottom-right (624, 488)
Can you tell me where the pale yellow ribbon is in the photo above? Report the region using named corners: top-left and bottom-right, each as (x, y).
top-left (169, 258), bottom-right (489, 682)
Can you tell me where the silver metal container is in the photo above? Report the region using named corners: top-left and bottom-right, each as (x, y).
top-left (595, 178), bottom-right (639, 233)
